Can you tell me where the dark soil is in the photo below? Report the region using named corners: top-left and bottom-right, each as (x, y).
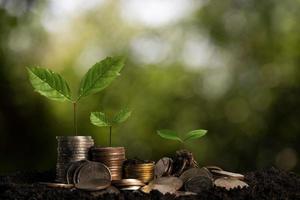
top-left (0, 167), bottom-right (299, 200)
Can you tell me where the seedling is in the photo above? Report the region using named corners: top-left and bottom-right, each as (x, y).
top-left (27, 57), bottom-right (125, 135)
top-left (90, 108), bottom-right (131, 146)
top-left (157, 129), bottom-right (207, 145)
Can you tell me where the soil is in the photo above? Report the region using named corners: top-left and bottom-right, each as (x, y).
top-left (0, 167), bottom-right (299, 200)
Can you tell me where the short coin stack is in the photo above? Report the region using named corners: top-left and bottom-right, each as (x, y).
top-left (56, 136), bottom-right (94, 183)
top-left (91, 147), bottom-right (125, 180)
top-left (124, 160), bottom-right (155, 183)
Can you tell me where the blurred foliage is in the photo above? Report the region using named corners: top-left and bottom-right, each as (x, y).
top-left (0, 0), bottom-right (299, 174)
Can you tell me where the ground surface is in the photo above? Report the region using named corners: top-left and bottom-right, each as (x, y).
top-left (0, 167), bottom-right (299, 200)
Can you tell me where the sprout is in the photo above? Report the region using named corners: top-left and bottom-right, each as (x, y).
top-left (90, 108), bottom-right (131, 146)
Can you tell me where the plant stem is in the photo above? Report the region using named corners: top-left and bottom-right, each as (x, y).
top-left (73, 102), bottom-right (78, 136)
top-left (109, 126), bottom-right (112, 147)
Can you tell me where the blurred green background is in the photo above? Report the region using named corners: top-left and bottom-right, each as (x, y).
top-left (0, 0), bottom-right (299, 174)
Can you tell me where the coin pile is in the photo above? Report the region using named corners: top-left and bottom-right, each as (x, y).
top-left (56, 136), bottom-right (94, 183)
top-left (124, 160), bottom-right (155, 183)
top-left (91, 147), bottom-right (125, 180)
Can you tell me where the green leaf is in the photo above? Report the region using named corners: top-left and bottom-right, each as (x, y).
top-left (78, 57), bottom-right (125, 100)
top-left (157, 130), bottom-right (183, 143)
top-left (112, 108), bottom-right (131, 124)
top-left (27, 67), bottom-right (71, 102)
top-left (184, 129), bottom-right (207, 142)
top-left (90, 112), bottom-right (111, 127)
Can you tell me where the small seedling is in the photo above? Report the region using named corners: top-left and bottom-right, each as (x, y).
top-left (157, 129), bottom-right (207, 144)
top-left (90, 108), bottom-right (131, 146)
top-left (27, 56), bottom-right (125, 135)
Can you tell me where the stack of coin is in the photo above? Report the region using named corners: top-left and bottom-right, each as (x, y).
top-left (91, 147), bottom-right (125, 180)
top-left (124, 161), bottom-right (155, 183)
top-left (56, 136), bottom-right (94, 183)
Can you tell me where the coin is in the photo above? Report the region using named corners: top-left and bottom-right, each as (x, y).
top-left (124, 161), bottom-right (155, 183)
top-left (180, 167), bottom-right (213, 183)
top-left (75, 179), bottom-right (111, 191)
top-left (66, 160), bottom-right (87, 184)
top-left (90, 147), bottom-right (126, 181)
top-left (211, 170), bottom-right (244, 180)
top-left (152, 177), bottom-right (183, 191)
top-left (120, 186), bottom-right (141, 190)
top-left (205, 166), bottom-right (223, 171)
top-left (155, 157), bottom-right (173, 178)
top-left (112, 179), bottom-right (145, 187)
top-left (141, 184), bottom-right (177, 194)
top-left (214, 177), bottom-right (249, 190)
top-left (77, 161), bottom-right (111, 183)
top-left (39, 182), bottom-right (74, 189)
top-left (56, 136), bottom-right (94, 183)
top-left (184, 176), bottom-right (213, 193)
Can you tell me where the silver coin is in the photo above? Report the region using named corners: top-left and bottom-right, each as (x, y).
top-left (73, 161), bottom-right (89, 184)
top-left (155, 157), bottom-right (173, 178)
top-left (184, 176), bottom-right (213, 193)
top-left (180, 167), bottom-right (213, 183)
top-left (152, 177), bottom-right (183, 191)
top-left (211, 170), bottom-right (244, 180)
top-left (77, 161), bottom-right (111, 184)
top-left (214, 177), bottom-right (248, 190)
top-left (66, 160), bottom-right (88, 184)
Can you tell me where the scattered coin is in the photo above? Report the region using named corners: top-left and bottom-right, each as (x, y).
top-left (112, 179), bottom-right (145, 187)
top-left (154, 157), bottom-right (173, 178)
top-left (77, 161), bottom-right (111, 184)
top-left (211, 170), bottom-right (244, 180)
top-left (112, 179), bottom-right (144, 191)
top-left (73, 160), bottom-right (89, 184)
top-left (39, 182), bottom-right (74, 189)
top-left (205, 166), bottom-right (223, 171)
top-left (66, 160), bottom-right (87, 184)
top-left (179, 167), bottom-right (213, 183)
top-left (149, 184), bottom-right (177, 194)
top-left (152, 177), bottom-right (183, 191)
top-left (120, 186), bottom-right (142, 190)
top-left (214, 177), bottom-right (249, 190)
top-left (184, 176), bottom-right (213, 193)
top-left (75, 179), bottom-right (111, 191)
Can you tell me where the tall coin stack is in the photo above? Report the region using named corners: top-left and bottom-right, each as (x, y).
top-left (56, 136), bottom-right (94, 183)
top-left (91, 147), bottom-right (125, 180)
top-left (124, 161), bottom-right (155, 183)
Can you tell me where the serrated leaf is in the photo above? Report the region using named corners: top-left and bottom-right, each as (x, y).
top-left (157, 130), bottom-right (183, 143)
top-left (27, 67), bottom-right (71, 102)
top-left (112, 108), bottom-right (131, 124)
top-left (78, 57), bottom-right (125, 100)
top-left (184, 129), bottom-right (207, 142)
top-left (90, 112), bottom-right (111, 127)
